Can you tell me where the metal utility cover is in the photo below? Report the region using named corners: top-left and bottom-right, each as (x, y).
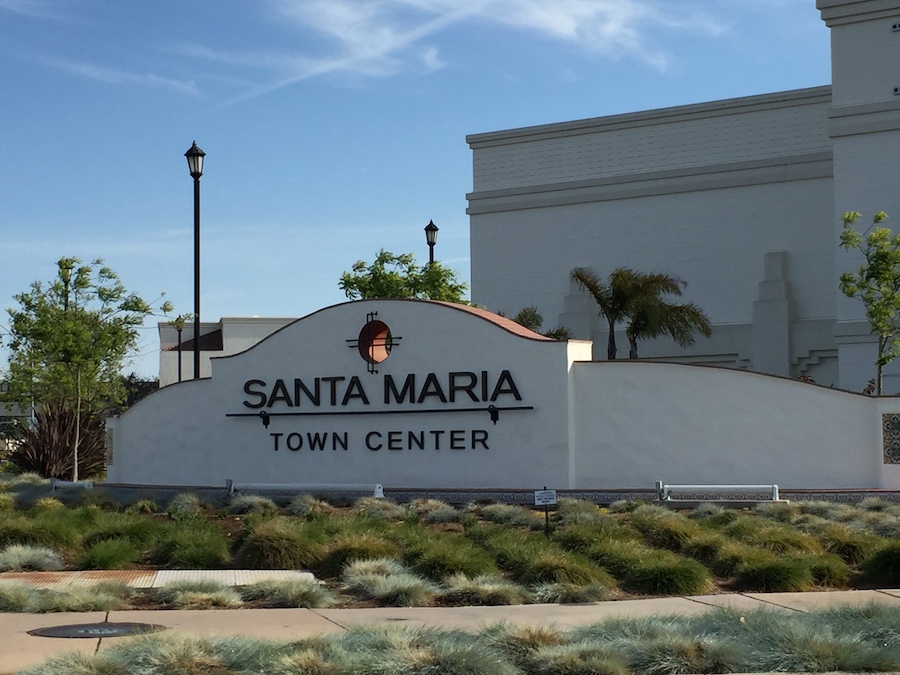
top-left (28, 622), bottom-right (167, 639)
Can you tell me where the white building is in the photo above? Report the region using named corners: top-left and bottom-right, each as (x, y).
top-left (467, 0), bottom-right (900, 393)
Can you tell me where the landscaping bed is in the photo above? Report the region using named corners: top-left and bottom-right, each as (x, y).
top-left (2, 472), bottom-right (900, 613)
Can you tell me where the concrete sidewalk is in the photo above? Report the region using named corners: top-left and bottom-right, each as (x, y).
top-left (2, 588), bottom-right (900, 673)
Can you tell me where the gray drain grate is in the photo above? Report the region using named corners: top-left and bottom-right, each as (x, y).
top-left (28, 622), bottom-right (168, 638)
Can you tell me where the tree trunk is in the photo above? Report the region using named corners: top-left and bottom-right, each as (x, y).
top-left (606, 319), bottom-right (617, 360)
top-left (628, 333), bottom-right (638, 360)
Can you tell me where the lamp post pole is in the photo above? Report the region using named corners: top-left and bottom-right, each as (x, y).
top-left (424, 220), bottom-right (439, 264)
top-left (185, 142), bottom-right (205, 380)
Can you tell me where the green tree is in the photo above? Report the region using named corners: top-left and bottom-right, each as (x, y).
top-left (339, 249), bottom-right (468, 303)
top-left (3, 257), bottom-right (171, 479)
top-left (839, 210), bottom-right (899, 395)
top-left (571, 267), bottom-right (711, 360)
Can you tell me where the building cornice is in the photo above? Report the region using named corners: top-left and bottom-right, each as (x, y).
top-left (467, 87), bottom-right (832, 148)
top-left (817, 0), bottom-right (900, 26)
top-left (466, 152), bottom-right (833, 214)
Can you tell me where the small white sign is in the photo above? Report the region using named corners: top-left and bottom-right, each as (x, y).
top-left (534, 489), bottom-right (557, 506)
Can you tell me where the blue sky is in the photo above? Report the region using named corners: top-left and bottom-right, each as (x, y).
top-left (0, 0), bottom-right (830, 377)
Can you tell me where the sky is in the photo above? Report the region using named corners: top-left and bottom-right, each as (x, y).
top-left (0, 0), bottom-right (831, 378)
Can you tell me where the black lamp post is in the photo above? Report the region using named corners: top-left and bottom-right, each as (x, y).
top-left (184, 141), bottom-right (205, 380)
top-left (424, 220), bottom-right (439, 264)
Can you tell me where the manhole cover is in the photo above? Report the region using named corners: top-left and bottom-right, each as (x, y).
top-left (28, 622), bottom-right (168, 639)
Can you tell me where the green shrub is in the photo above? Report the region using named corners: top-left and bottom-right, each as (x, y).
top-left (0, 493), bottom-right (15, 511)
top-left (724, 517), bottom-right (822, 555)
top-left (439, 573), bottom-right (531, 606)
top-left (608, 499), bottom-right (641, 513)
top-left (680, 531), bottom-right (727, 565)
top-left (0, 513), bottom-right (82, 550)
top-left (0, 544), bottom-right (63, 571)
top-left (862, 541), bottom-right (900, 586)
top-left (622, 553), bottom-right (712, 595)
top-left (124, 497), bottom-right (159, 514)
top-left (858, 497), bottom-right (891, 512)
top-left (240, 579), bottom-right (336, 608)
top-left (227, 494), bottom-right (278, 515)
top-left (317, 532), bottom-right (400, 578)
top-left (422, 504), bottom-right (465, 524)
top-left (754, 501), bottom-right (802, 523)
top-left (733, 556), bottom-right (814, 592)
top-left (79, 537), bottom-right (140, 570)
top-left (32, 497), bottom-right (65, 512)
top-left (30, 584), bottom-right (132, 612)
top-left (0, 582), bottom-right (32, 611)
top-left (233, 517), bottom-right (325, 570)
top-left (342, 557), bottom-right (407, 583)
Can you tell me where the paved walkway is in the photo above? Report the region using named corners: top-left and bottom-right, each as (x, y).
top-left (2, 573), bottom-right (900, 673)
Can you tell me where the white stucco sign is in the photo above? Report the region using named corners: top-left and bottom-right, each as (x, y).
top-left (108, 300), bottom-right (589, 489)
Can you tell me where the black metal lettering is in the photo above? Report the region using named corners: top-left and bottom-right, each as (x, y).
top-left (408, 430), bottom-right (425, 449)
top-left (366, 431), bottom-right (382, 450)
top-left (321, 376), bottom-right (345, 405)
top-left (294, 378), bottom-right (320, 406)
top-left (417, 373), bottom-right (447, 403)
top-left (429, 429), bottom-right (445, 450)
top-left (450, 429), bottom-right (465, 450)
top-left (270, 432), bottom-right (283, 451)
top-left (342, 376), bottom-right (370, 405)
top-left (472, 429), bottom-right (489, 449)
top-left (449, 372), bottom-right (479, 402)
top-left (286, 432), bottom-right (303, 451)
top-left (490, 370), bottom-right (522, 402)
top-left (333, 432), bottom-right (348, 451)
top-left (243, 379), bottom-right (267, 409)
top-left (384, 374), bottom-right (415, 404)
top-left (388, 431), bottom-right (402, 450)
top-left (307, 432), bottom-right (327, 450)
top-left (267, 379), bottom-right (293, 407)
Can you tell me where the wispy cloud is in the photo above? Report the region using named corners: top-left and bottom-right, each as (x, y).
top-left (46, 59), bottom-right (202, 96)
top-left (207, 0), bottom-right (722, 106)
top-left (0, 0), bottom-right (62, 19)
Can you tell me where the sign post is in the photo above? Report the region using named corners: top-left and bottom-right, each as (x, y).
top-left (533, 486), bottom-right (557, 537)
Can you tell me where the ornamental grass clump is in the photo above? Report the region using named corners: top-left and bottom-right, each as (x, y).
top-left (233, 516), bottom-right (325, 570)
top-left (154, 580), bottom-right (243, 609)
top-left (81, 512), bottom-right (164, 550)
top-left (0, 544), bottom-right (63, 571)
top-left (341, 557), bottom-right (438, 605)
top-left (227, 494), bottom-right (278, 515)
top-left (29, 582), bottom-right (133, 613)
top-left (240, 578), bottom-right (336, 608)
top-left (724, 516), bottom-right (823, 555)
top-left (0, 493), bottom-right (15, 511)
top-left (733, 556), bottom-right (814, 592)
top-left (803, 552), bottom-right (852, 588)
top-left (584, 539), bottom-right (654, 578)
top-left (124, 497), bottom-right (159, 514)
top-left (151, 518), bottom-right (230, 569)
top-left (78, 537), bottom-right (141, 570)
top-left (285, 493), bottom-right (334, 517)
top-left (621, 552), bottom-right (712, 596)
top-left (403, 532), bottom-right (499, 581)
top-left (630, 506), bottom-right (703, 552)
top-left (813, 522), bottom-right (880, 564)
top-left (439, 573), bottom-right (531, 606)
top-left (531, 581), bottom-right (611, 604)
top-left (165, 491), bottom-right (205, 518)
top-left (479, 503), bottom-right (546, 529)
top-left (861, 540), bottom-right (900, 586)
top-left (352, 496), bottom-right (407, 521)
top-left (316, 532), bottom-right (401, 578)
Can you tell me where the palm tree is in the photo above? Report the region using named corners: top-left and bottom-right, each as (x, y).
top-left (571, 267), bottom-right (711, 359)
top-left (570, 267), bottom-right (635, 359)
top-left (511, 306), bottom-right (572, 340)
top-left (623, 275), bottom-right (711, 359)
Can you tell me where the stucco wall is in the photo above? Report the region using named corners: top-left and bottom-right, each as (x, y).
top-left (570, 361), bottom-right (889, 489)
